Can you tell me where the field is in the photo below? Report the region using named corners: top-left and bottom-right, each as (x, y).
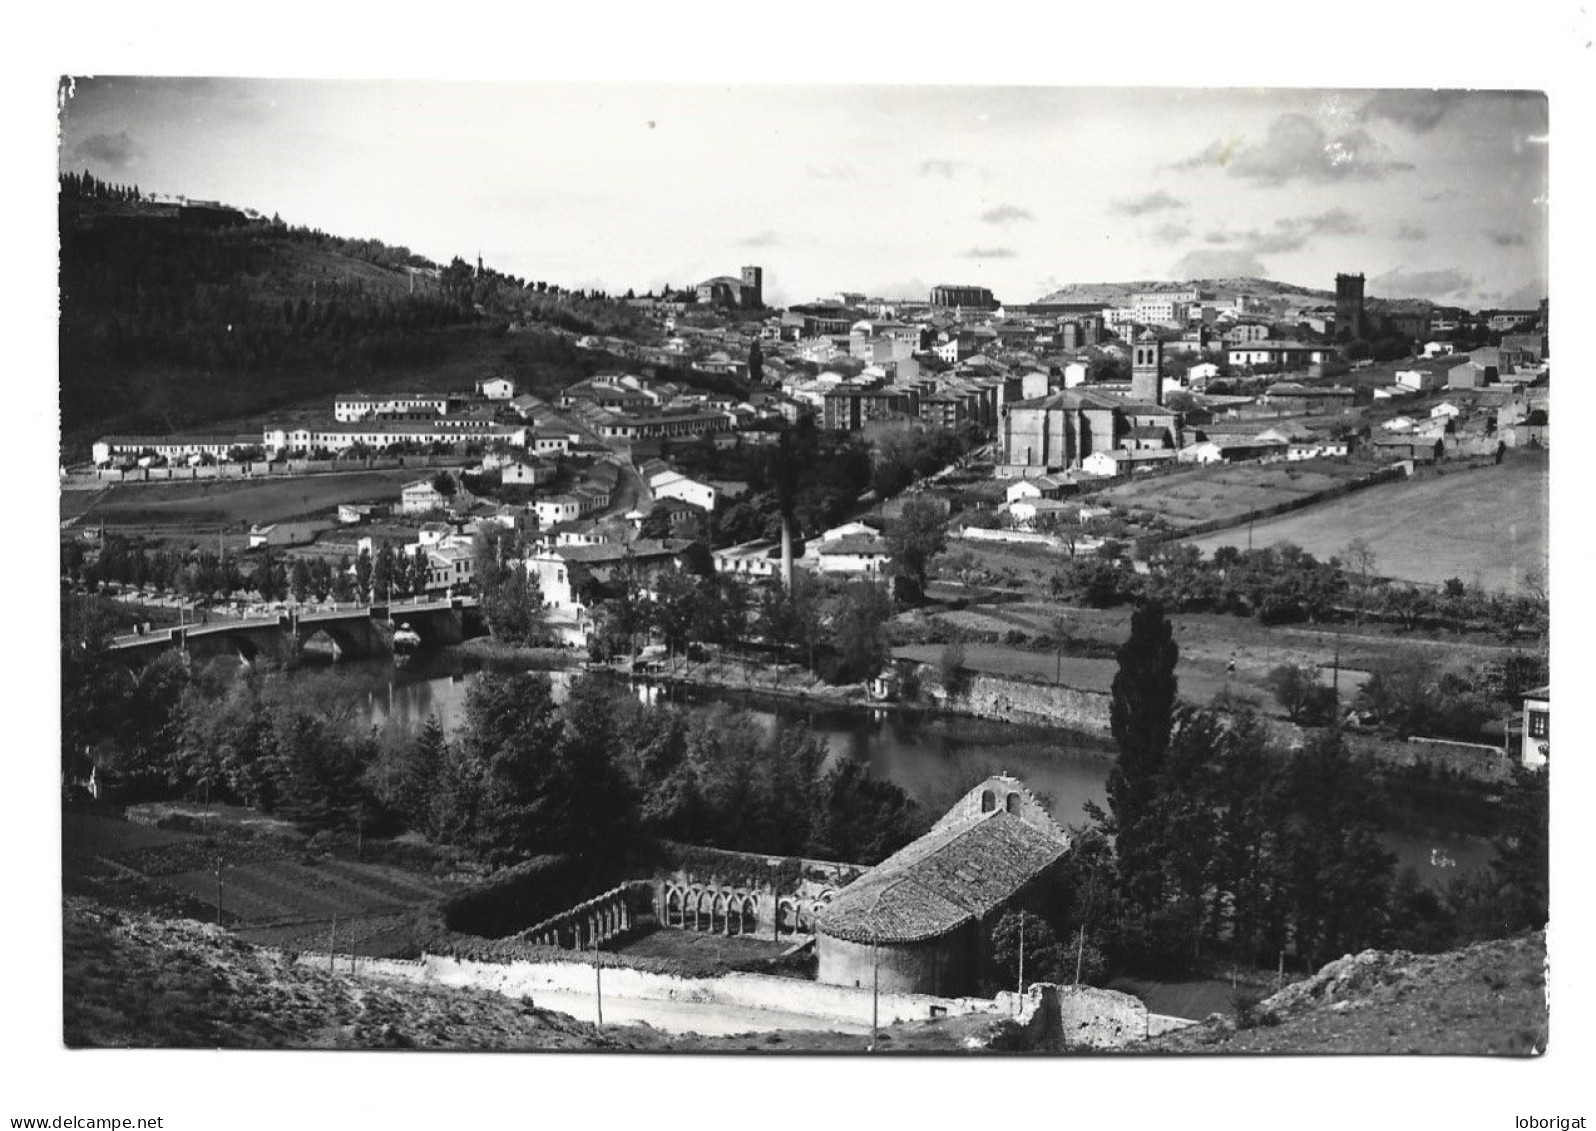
top-left (64, 811), bottom-right (458, 958)
top-left (1089, 459), bottom-right (1372, 531)
top-left (61, 470), bottom-right (420, 535)
top-left (1184, 451), bottom-right (1548, 594)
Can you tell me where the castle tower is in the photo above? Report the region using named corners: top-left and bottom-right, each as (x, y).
top-left (741, 265), bottom-right (764, 309)
top-left (1335, 272), bottom-right (1366, 342)
top-left (1131, 330), bottom-right (1163, 404)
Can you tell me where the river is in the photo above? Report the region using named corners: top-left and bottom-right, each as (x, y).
top-left (316, 651), bottom-right (1494, 885)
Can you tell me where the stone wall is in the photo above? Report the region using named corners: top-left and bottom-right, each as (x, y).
top-left (293, 950), bottom-right (996, 1029)
top-left (1051, 984), bottom-right (1150, 1048)
top-left (927, 670), bottom-right (1112, 734)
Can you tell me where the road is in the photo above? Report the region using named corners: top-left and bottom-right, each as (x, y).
top-left (486, 987), bottom-right (869, 1038)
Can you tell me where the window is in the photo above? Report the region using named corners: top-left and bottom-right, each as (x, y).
top-left (1528, 710), bottom-right (1548, 739)
top-left (981, 789), bottom-right (996, 813)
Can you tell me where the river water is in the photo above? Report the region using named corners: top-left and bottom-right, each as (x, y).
top-left (319, 651), bottom-right (1494, 885)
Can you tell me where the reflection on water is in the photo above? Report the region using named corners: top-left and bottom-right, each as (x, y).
top-left (301, 653), bottom-right (1495, 886)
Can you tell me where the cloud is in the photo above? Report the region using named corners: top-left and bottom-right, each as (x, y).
top-left (1111, 190), bottom-right (1185, 217)
top-left (1367, 266), bottom-right (1474, 301)
top-left (1169, 248), bottom-right (1268, 278)
top-left (1176, 113), bottom-right (1414, 185)
top-left (1202, 209), bottom-right (1366, 255)
top-left (1487, 230), bottom-right (1527, 248)
top-left (962, 247), bottom-right (1015, 259)
top-left (73, 130), bottom-right (143, 171)
top-left (1149, 221), bottom-right (1194, 246)
top-left (806, 162), bottom-right (857, 181)
top-left (1498, 281), bottom-right (1547, 308)
top-left (739, 231), bottom-right (780, 248)
top-left (1423, 189), bottom-right (1458, 203)
top-left (1396, 222), bottom-right (1429, 241)
top-left (1358, 90), bottom-right (1468, 134)
top-left (918, 159), bottom-right (967, 179)
top-left (980, 203), bottom-right (1033, 224)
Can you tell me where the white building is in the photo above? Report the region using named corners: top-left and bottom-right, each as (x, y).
top-left (534, 495), bottom-right (583, 527)
top-left (476, 377), bottom-right (516, 400)
top-left (399, 479), bottom-right (451, 515)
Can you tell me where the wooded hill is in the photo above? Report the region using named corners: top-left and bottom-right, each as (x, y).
top-left (57, 181), bottom-right (656, 461)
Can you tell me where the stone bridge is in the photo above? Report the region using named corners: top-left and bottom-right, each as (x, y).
top-left (107, 597), bottom-right (477, 666)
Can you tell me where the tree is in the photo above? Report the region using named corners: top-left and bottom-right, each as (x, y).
top-left (808, 758), bottom-right (920, 864)
top-left (355, 549), bottom-right (373, 603)
top-left (455, 671), bottom-right (566, 863)
top-left (938, 640), bottom-right (971, 700)
top-left (887, 498), bottom-right (947, 598)
top-left (824, 580), bottom-right (893, 684)
top-left (1267, 663), bottom-right (1338, 725)
top-left (430, 471), bottom-right (457, 498)
top-left (747, 337), bottom-right (764, 384)
top-left (1489, 763), bottom-right (1548, 933)
top-left (288, 558), bottom-right (311, 604)
top-left (1103, 600), bottom-right (1181, 857)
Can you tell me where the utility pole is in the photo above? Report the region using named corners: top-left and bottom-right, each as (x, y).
top-left (1075, 925), bottom-right (1085, 985)
top-left (213, 868), bottom-right (222, 926)
top-left (593, 934), bottom-right (604, 1029)
top-left (329, 917), bottom-right (337, 974)
top-left (871, 925), bottom-right (880, 1052)
top-left (1017, 910), bottom-right (1026, 998)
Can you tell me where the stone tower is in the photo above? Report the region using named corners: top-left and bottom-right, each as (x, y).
top-left (1336, 272), bottom-right (1366, 342)
top-left (741, 265), bottom-right (764, 309)
top-left (1131, 330), bottom-right (1163, 405)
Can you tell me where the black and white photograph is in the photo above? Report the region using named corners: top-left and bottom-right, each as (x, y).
top-left (15, 7), bottom-right (1595, 1129)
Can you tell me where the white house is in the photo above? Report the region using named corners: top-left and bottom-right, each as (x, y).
top-left (1187, 362), bottom-right (1220, 385)
top-left (650, 470), bottom-right (717, 512)
top-left (1020, 370), bottom-right (1051, 399)
top-left (812, 532), bottom-right (891, 576)
top-left (1081, 451), bottom-right (1123, 478)
top-left (502, 459), bottom-right (556, 487)
top-left (1004, 476), bottom-right (1067, 506)
top-left (399, 478), bottom-right (451, 515)
top-left (1178, 440), bottom-right (1225, 465)
top-left (476, 377), bottom-right (516, 400)
top-left (1396, 369), bottom-right (1441, 393)
top-left (248, 521), bottom-right (325, 548)
top-left (1063, 361), bottom-right (1089, 389)
top-left (1382, 415), bottom-right (1417, 433)
top-left (1430, 402), bottom-right (1463, 421)
top-left (1421, 341), bottom-right (1453, 359)
top-left (534, 495), bottom-right (582, 527)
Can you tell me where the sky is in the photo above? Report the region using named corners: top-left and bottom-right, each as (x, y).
top-left (57, 79), bottom-right (1548, 309)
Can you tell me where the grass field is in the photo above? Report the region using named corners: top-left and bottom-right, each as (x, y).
top-left (1183, 452), bottom-right (1548, 594)
top-left (61, 469), bottom-right (420, 533)
top-left (1090, 460), bottom-right (1370, 530)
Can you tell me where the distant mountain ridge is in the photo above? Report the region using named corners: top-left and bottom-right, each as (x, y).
top-left (1035, 277), bottom-right (1334, 305)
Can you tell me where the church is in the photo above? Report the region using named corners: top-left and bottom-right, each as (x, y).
top-left (997, 331), bottom-right (1181, 476)
top-left (814, 775), bottom-right (1071, 998)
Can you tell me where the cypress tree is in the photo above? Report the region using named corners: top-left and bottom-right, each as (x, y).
top-left (1104, 599), bottom-right (1180, 858)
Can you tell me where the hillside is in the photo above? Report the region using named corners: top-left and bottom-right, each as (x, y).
top-left (63, 898), bottom-right (655, 1050)
top-left (57, 192), bottom-right (652, 460)
top-left (1148, 931), bottom-right (1547, 1055)
top-left (1036, 277), bottom-right (1334, 305)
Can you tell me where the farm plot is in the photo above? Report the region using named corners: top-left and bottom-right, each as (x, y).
top-left (160, 858), bottom-right (455, 929)
top-left (64, 470), bottom-right (418, 534)
top-left (1091, 462), bottom-right (1368, 531)
top-left (1184, 453), bottom-right (1548, 595)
